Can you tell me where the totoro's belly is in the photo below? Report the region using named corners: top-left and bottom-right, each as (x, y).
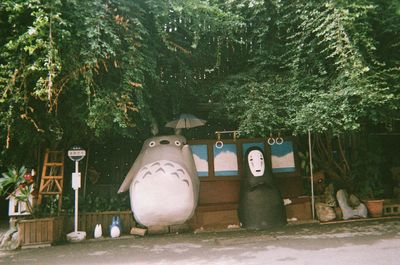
top-left (129, 160), bottom-right (195, 226)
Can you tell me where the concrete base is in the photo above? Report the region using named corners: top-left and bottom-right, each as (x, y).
top-left (66, 231), bottom-right (86, 242)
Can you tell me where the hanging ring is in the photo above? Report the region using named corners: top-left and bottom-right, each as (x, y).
top-left (215, 140), bottom-right (224, 149)
top-left (267, 137), bottom-right (275, 145)
top-left (276, 132), bottom-right (283, 145)
top-left (215, 132), bottom-right (223, 148)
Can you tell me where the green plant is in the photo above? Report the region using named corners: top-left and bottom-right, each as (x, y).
top-left (0, 166), bottom-right (25, 194)
top-left (350, 140), bottom-right (385, 199)
top-left (31, 195), bottom-right (60, 218)
top-left (62, 191), bottom-right (130, 213)
top-left (0, 166), bottom-right (35, 214)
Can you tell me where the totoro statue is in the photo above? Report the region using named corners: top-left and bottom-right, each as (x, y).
top-left (118, 135), bottom-right (199, 227)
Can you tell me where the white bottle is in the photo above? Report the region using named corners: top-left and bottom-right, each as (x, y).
top-left (94, 224), bottom-right (102, 239)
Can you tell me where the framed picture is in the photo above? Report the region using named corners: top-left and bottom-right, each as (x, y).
top-left (242, 142), bottom-right (265, 156)
top-left (213, 143), bottom-right (239, 176)
top-left (190, 144), bottom-right (209, 177)
top-left (270, 140), bottom-right (296, 173)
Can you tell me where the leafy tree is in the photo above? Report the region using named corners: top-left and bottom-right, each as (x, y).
top-left (212, 0), bottom-right (399, 185)
top-left (0, 0), bottom-right (398, 190)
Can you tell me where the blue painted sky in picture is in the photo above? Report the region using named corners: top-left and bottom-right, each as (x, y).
top-left (270, 140), bottom-right (296, 173)
top-left (242, 142), bottom-right (265, 156)
top-left (190, 145), bottom-right (208, 176)
top-left (213, 144), bottom-right (239, 176)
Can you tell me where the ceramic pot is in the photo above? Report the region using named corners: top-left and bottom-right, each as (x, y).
top-left (365, 199), bottom-right (384, 218)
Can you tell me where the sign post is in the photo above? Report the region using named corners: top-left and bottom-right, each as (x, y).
top-left (66, 146), bottom-right (87, 242)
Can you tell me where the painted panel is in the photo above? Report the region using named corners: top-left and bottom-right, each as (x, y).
top-left (270, 140), bottom-right (296, 173)
top-left (242, 142), bottom-right (265, 156)
top-left (213, 144), bottom-right (239, 176)
top-left (190, 144), bottom-right (209, 177)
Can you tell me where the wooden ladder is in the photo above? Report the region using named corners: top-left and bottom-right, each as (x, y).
top-left (37, 149), bottom-right (65, 211)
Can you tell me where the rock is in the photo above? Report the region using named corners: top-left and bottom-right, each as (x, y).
top-left (0, 228), bottom-right (19, 250)
top-left (315, 202), bottom-right (336, 222)
top-left (336, 189), bottom-right (368, 220)
top-left (130, 227), bottom-right (147, 236)
top-left (283, 198), bottom-right (292, 205)
top-left (334, 207), bottom-right (343, 220)
top-left (324, 183), bottom-right (337, 207)
top-left (349, 194), bottom-right (361, 207)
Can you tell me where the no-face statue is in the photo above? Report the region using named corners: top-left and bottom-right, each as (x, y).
top-left (238, 147), bottom-right (287, 229)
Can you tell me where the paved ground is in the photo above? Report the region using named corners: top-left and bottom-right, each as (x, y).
top-left (0, 218), bottom-right (399, 265)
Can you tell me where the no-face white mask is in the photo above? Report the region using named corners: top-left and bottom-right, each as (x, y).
top-left (248, 150), bottom-right (265, 177)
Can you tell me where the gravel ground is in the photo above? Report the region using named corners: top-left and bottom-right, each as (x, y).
top-left (1, 218), bottom-right (399, 265)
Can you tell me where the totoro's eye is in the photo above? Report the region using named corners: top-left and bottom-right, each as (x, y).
top-left (149, 141), bottom-right (156, 147)
top-left (175, 140), bottom-right (181, 146)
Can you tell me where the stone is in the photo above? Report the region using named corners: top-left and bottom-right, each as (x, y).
top-left (324, 183), bottom-right (337, 207)
top-left (0, 228), bottom-right (19, 250)
top-left (315, 202), bottom-right (336, 222)
top-left (349, 194), bottom-right (361, 207)
top-left (334, 207), bottom-right (343, 220)
top-left (66, 231), bottom-right (86, 242)
top-left (336, 189), bottom-right (367, 220)
top-left (130, 227), bottom-right (147, 236)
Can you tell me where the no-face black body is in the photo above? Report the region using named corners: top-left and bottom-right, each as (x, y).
top-left (238, 147), bottom-right (287, 229)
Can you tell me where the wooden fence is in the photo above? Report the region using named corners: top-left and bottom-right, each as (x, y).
top-left (17, 210), bottom-right (135, 246)
top-left (64, 210), bottom-right (135, 238)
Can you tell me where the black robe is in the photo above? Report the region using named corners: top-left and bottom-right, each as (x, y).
top-left (238, 147), bottom-right (287, 229)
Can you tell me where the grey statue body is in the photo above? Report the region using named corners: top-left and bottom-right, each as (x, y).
top-left (118, 135), bottom-right (199, 227)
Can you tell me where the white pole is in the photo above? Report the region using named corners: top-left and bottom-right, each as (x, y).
top-left (66, 148), bottom-right (86, 242)
top-left (74, 161), bottom-right (79, 233)
top-left (308, 130), bottom-right (315, 220)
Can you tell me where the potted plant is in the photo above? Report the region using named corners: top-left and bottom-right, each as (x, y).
top-left (0, 166), bottom-right (35, 216)
top-left (0, 166), bottom-right (65, 248)
top-left (350, 144), bottom-right (386, 218)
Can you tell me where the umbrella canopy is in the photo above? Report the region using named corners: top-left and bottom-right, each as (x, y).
top-left (165, 113), bottom-right (206, 129)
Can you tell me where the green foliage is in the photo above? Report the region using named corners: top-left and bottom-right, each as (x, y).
top-left (0, 0), bottom-right (398, 175)
top-left (0, 0), bottom-right (149, 149)
top-left (214, 0), bottom-right (399, 135)
top-left (31, 194), bottom-right (60, 217)
top-left (350, 138), bottom-right (386, 198)
top-left (62, 192), bottom-right (130, 213)
top-left (0, 166), bottom-right (35, 215)
top-left (0, 166), bottom-right (27, 196)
